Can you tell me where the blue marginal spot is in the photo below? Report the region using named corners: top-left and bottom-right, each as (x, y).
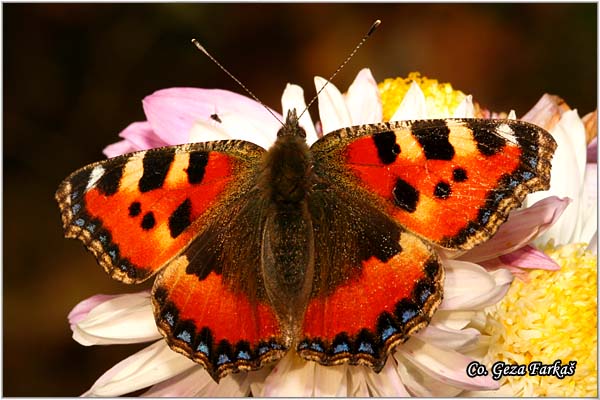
top-left (119, 264), bottom-right (128, 271)
top-left (271, 342), bottom-right (283, 350)
top-left (400, 309), bottom-right (418, 324)
top-left (521, 170), bottom-right (534, 180)
top-left (258, 345), bottom-right (269, 355)
top-left (86, 223), bottom-right (96, 233)
top-left (310, 342), bottom-right (324, 352)
top-left (108, 250), bottom-right (117, 261)
top-left (176, 330), bottom-right (192, 344)
top-left (75, 218), bottom-right (85, 227)
top-left (333, 342), bottom-right (350, 354)
top-left (217, 353), bottom-right (231, 365)
top-left (71, 203), bottom-right (81, 214)
top-left (418, 287), bottom-right (431, 304)
top-left (164, 311), bottom-right (175, 326)
top-left (237, 350), bottom-right (251, 360)
top-left (196, 342), bottom-right (209, 355)
top-left (358, 342), bottom-right (374, 354)
top-left (381, 326), bottom-right (397, 342)
top-left (297, 342), bottom-right (309, 350)
top-left (99, 235), bottom-right (107, 244)
top-left (71, 191), bottom-right (80, 201)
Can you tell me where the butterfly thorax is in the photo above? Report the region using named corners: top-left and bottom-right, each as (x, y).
top-left (258, 110), bottom-right (315, 336)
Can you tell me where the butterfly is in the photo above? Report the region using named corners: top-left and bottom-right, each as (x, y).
top-left (56, 108), bottom-right (556, 382)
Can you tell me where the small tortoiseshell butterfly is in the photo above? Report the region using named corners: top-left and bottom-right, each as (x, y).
top-left (56, 105), bottom-right (556, 381)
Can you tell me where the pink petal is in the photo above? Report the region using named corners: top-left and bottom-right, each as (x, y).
top-left (142, 88), bottom-right (282, 146)
top-left (588, 136), bottom-right (597, 162)
top-left (498, 244), bottom-right (560, 270)
top-left (68, 294), bottom-right (117, 325)
top-left (103, 140), bottom-right (138, 158)
top-left (344, 68), bottom-right (383, 125)
top-left (315, 76), bottom-right (352, 134)
top-left (461, 196), bottom-right (570, 263)
top-left (83, 340), bottom-right (196, 396)
top-left (398, 337), bottom-right (499, 391)
top-left (119, 121), bottom-right (169, 150)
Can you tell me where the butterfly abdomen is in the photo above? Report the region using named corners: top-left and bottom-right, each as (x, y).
top-left (258, 127), bottom-right (316, 332)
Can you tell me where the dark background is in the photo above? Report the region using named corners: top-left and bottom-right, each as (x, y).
top-left (3, 3), bottom-right (596, 396)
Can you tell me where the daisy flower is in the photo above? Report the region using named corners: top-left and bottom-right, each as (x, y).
top-left (70, 70), bottom-right (564, 396)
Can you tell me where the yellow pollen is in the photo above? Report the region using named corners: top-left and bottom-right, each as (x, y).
top-left (378, 72), bottom-right (467, 120)
top-left (483, 243), bottom-right (597, 396)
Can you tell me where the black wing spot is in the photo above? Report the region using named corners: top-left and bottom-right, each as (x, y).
top-left (187, 151), bottom-right (209, 184)
top-left (139, 149), bottom-right (176, 192)
top-left (466, 120), bottom-right (507, 156)
top-left (433, 181), bottom-right (451, 199)
top-left (210, 113), bottom-right (222, 123)
top-left (169, 198), bottom-right (192, 238)
top-left (452, 167), bottom-right (468, 182)
top-left (129, 201), bottom-right (142, 217)
top-left (372, 130), bottom-right (400, 164)
top-left (411, 120), bottom-right (455, 160)
top-left (96, 160), bottom-right (125, 196)
top-left (141, 212), bottom-right (156, 230)
top-left (393, 178), bottom-right (419, 213)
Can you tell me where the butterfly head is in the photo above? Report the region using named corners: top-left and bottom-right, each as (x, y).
top-left (277, 109), bottom-right (306, 139)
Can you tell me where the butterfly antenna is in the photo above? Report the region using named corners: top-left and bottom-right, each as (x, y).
top-left (298, 19), bottom-right (381, 120)
top-left (191, 39), bottom-right (285, 126)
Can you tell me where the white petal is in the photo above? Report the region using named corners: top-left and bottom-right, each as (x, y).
top-left (281, 83), bottom-right (319, 145)
top-left (315, 76), bottom-right (352, 134)
top-left (364, 357), bottom-right (410, 396)
top-left (344, 68), bottom-right (383, 125)
top-left (430, 310), bottom-right (479, 331)
top-left (390, 81), bottom-right (427, 121)
top-left (398, 337), bottom-right (499, 391)
top-left (453, 95), bottom-right (475, 118)
top-left (587, 231), bottom-right (597, 254)
top-left (441, 260), bottom-right (513, 310)
top-left (572, 163), bottom-right (597, 244)
top-left (72, 291), bottom-right (161, 346)
top-left (83, 340), bottom-right (197, 396)
top-left (188, 119), bottom-right (233, 142)
top-left (313, 362), bottom-right (348, 396)
top-left (190, 111), bottom-right (274, 149)
top-left (524, 110), bottom-right (588, 245)
top-left (346, 367), bottom-right (370, 396)
top-left (261, 352), bottom-right (316, 396)
top-left (394, 353), bottom-right (463, 396)
top-left (415, 324), bottom-right (480, 351)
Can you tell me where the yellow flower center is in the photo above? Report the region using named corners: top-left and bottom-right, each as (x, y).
top-left (378, 72), bottom-right (467, 120)
top-left (484, 243), bottom-right (597, 396)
